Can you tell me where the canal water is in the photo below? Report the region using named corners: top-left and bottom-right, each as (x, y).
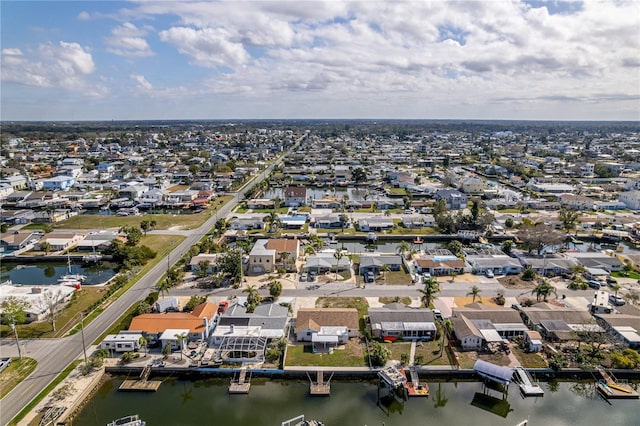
top-left (0, 262), bottom-right (117, 286)
top-left (74, 378), bottom-right (639, 426)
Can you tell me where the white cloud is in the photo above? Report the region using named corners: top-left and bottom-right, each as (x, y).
top-left (105, 23), bottom-right (154, 57)
top-left (131, 74), bottom-right (153, 90)
top-left (2, 41), bottom-right (96, 91)
top-left (159, 27), bottom-right (249, 68)
top-left (77, 11), bottom-right (91, 21)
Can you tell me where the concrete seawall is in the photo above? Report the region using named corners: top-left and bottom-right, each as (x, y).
top-left (104, 365), bottom-right (640, 382)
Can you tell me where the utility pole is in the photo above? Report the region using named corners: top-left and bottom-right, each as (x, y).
top-left (80, 312), bottom-right (87, 364)
top-left (10, 318), bottom-right (22, 359)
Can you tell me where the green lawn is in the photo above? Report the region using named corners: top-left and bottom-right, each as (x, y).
top-left (612, 271), bottom-right (640, 280)
top-left (0, 358), bottom-right (37, 399)
top-left (375, 270), bottom-right (413, 285)
top-left (378, 297), bottom-right (412, 305)
top-left (316, 297), bottom-right (369, 318)
top-left (285, 340), bottom-right (367, 367)
top-left (385, 340), bottom-right (453, 366)
top-left (511, 346), bottom-right (548, 368)
top-left (52, 195), bottom-right (232, 231)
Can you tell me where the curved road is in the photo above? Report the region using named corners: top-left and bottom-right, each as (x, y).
top-left (0, 135), bottom-right (304, 426)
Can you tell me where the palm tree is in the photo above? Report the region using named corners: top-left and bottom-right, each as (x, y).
top-left (279, 251), bottom-right (291, 271)
top-left (174, 332), bottom-right (188, 360)
top-left (397, 241), bottom-right (411, 259)
top-left (440, 319), bottom-right (453, 356)
top-left (531, 279), bottom-right (557, 302)
top-left (333, 250), bottom-right (345, 281)
top-left (380, 264), bottom-right (390, 280)
top-left (139, 336), bottom-right (148, 357)
top-left (419, 278), bottom-right (440, 308)
top-left (467, 285), bottom-right (482, 303)
top-left (157, 278), bottom-right (172, 297)
top-left (264, 211), bottom-right (281, 233)
top-left (243, 284), bottom-right (261, 312)
top-left (609, 282), bottom-right (621, 297)
top-left (40, 241), bottom-right (51, 255)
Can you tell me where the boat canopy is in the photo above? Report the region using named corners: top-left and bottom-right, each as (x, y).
top-left (473, 359), bottom-right (513, 386)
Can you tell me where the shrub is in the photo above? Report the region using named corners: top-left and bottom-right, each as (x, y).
top-left (369, 341), bottom-right (390, 366)
top-left (51, 383), bottom-right (75, 401)
top-left (495, 293), bottom-right (506, 306)
top-left (414, 354), bottom-right (425, 365)
top-left (522, 268), bottom-right (536, 281)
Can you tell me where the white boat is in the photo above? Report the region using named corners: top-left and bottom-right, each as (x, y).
top-left (58, 255), bottom-right (86, 286)
top-left (107, 414), bottom-right (146, 426)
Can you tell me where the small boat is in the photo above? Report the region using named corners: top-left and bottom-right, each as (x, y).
top-left (366, 232), bottom-right (377, 242)
top-left (58, 255), bottom-right (86, 287)
top-left (106, 414), bottom-right (146, 426)
top-left (281, 414), bottom-right (324, 426)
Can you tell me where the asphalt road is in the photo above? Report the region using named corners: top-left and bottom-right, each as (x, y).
top-left (0, 135), bottom-right (305, 426)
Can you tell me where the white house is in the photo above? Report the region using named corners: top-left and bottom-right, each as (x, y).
top-left (618, 191), bottom-right (640, 210)
top-left (99, 332), bottom-right (143, 353)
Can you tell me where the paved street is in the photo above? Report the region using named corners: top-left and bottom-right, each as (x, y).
top-left (0, 138), bottom-right (301, 425)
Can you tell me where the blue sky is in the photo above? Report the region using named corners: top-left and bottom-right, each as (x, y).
top-left (1, 0), bottom-right (639, 121)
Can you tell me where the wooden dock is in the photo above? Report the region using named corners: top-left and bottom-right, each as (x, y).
top-left (118, 380), bottom-right (162, 392)
top-left (118, 365), bottom-right (162, 391)
top-left (402, 367), bottom-right (429, 397)
top-left (309, 370), bottom-right (331, 396)
top-left (229, 367), bottom-right (251, 394)
top-left (597, 368), bottom-right (639, 399)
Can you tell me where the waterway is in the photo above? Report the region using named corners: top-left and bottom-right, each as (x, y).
top-left (0, 262), bottom-right (117, 286)
top-left (74, 378), bottom-right (639, 425)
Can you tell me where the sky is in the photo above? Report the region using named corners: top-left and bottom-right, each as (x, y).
top-left (1, 0), bottom-right (639, 121)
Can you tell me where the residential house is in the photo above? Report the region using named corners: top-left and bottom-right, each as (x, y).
top-left (0, 183), bottom-right (14, 200)
top-left (517, 254), bottom-right (580, 276)
top-left (38, 232), bottom-right (85, 252)
top-left (414, 250), bottom-right (466, 276)
top-left (266, 238), bottom-right (300, 271)
top-left (189, 253), bottom-right (224, 274)
top-left (563, 252), bottom-right (624, 272)
top-left (118, 184), bottom-right (148, 200)
top-left (229, 216), bottom-right (266, 231)
top-left (452, 303), bottom-right (529, 351)
top-left (211, 301), bottom-right (290, 346)
top-left (0, 175), bottom-right (28, 191)
top-left (357, 217), bottom-right (394, 232)
top-left (558, 194), bottom-right (594, 210)
top-left (435, 189), bottom-right (468, 210)
top-left (461, 177), bottom-right (486, 196)
top-left (368, 303), bottom-right (436, 341)
top-left (401, 215), bottom-right (433, 229)
top-left (99, 332), bottom-right (143, 353)
top-left (128, 302), bottom-right (219, 345)
top-left (618, 191), bottom-right (640, 210)
top-left (295, 308), bottom-right (360, 348)
top-left (358, 254), bottom-right (404, 275)
top-left (283, 186), bottom-right (307, 207)
top-left (519, 302), bottom-right (602, 344)
top-left (0, 283), bottom-right (76, 323)
top-left (594, 305), bottom-right (640, 348)
top-left (466, 254), bottom-right (523, 275)
top-left (279, 215), bottom-right (307, 230)
top-left (314, 214), bottom-right (344, 229)
top-left (0, 230), bottom-right (41, 252)
top-left (246, 199), bottom-right (275, 209)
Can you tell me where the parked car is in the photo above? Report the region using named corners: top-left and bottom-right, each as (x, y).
top-left (485, 270), bottom-right (494, 278)
top-left (606, 276), bottom-right (618, 285)
top-left (609, 294), bottom-right (626, 306)
top-left (300, 272), bottom-right (308, 282)
top-left (365, 271), bottom-right (375, 283)
top-left (309, 271), bottom-right (317, 282)
top-left (587, 280), bottom-right (601, 289)
top-left (432, 309), bottom-right (443, 321)
top-left (0, 357), bottom-right (11, 373)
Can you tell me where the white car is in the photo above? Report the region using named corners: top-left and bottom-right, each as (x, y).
top-left (485, 270), bottom-right (494, 278)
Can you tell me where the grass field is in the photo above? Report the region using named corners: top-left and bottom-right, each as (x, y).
top-left (316, 297), bottom-right (369, 318)
top-left (0, 358), bottom-right (37, 399)
top-left (52, 195), bottom-right (232, 231)
top-left (285, 339), bottom-right (367, 367)
top-left (375, 270), bottom-right (413, 285)
top-left (385, 340), bottom-right (452, 366)
top-left (511, 346), bottom-right (548, 368)
top-left (378, 296), bottom-right (412, 305)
